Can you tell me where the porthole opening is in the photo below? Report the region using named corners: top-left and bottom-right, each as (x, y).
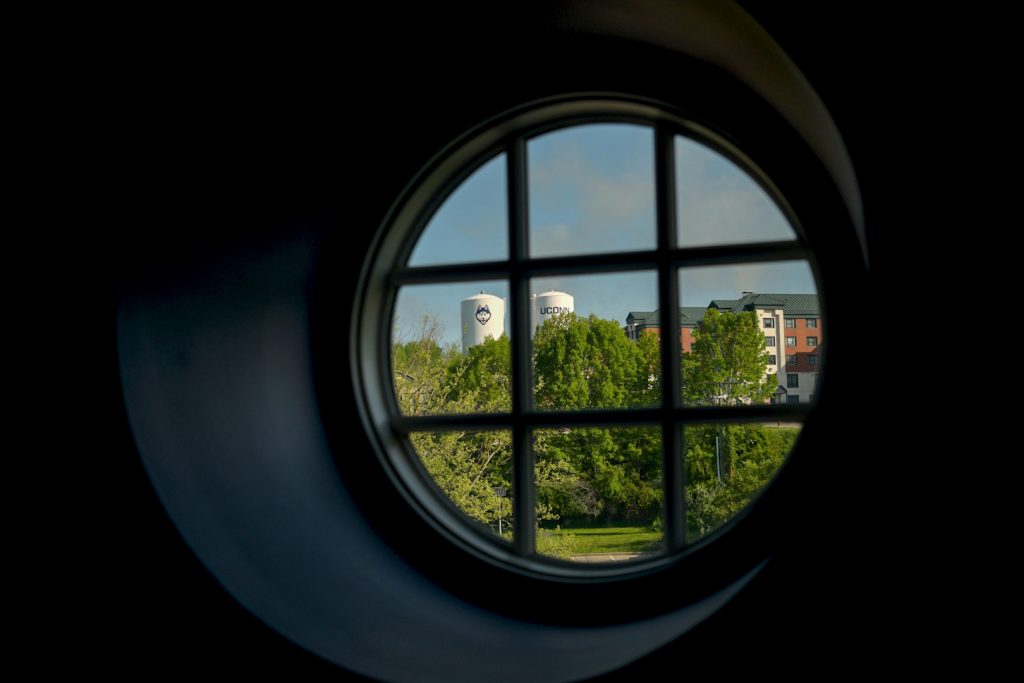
top-left (356, 96), bottom-right (824, 579)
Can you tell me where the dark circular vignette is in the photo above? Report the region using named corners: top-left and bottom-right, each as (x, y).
top-left (314, 34), bottom-right (863, 629)
top-left (105, 3), bottom-right (897, 680)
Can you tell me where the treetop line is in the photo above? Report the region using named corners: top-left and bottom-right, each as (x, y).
top-left (448, 289), bottom-right (822, 407)
top-left (391, 304), bottom-right (810, 560)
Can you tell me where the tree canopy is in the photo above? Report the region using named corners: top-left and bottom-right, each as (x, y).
top-left (684, 423), bottom-right (798, 537)
top-left (391, 308), bottom-right (793, 554)
top-left (533, 313), bottom-right (660, 411)
top-left (682, 308), bottom-right (776, 406)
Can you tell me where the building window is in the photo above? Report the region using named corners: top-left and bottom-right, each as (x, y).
top-left (787, 373), bottom-right (799, 388)
top-left (784, 318), bottom-right (795, 328)
top-left (807, 336), bottom-right (818, 347)
top-left (808, 354), bottom-right (819, 365)
top-left (806, 318), bottom-right (817, 328)
top-left (786, 395), bottom-right (801, 404)
top-left (768, 354), bottom-right (776, 366)
top-left (785, 336), bottom-right (796, 347)
top-left (353, 96), bottom-right (823, 576)
top-left (786, 354), bottom-right (797, 365)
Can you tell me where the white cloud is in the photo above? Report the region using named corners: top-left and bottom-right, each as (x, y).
top-left (675, 137), bottom-right (794, 246)
top-left (529, 126), bottom-right (656, 257)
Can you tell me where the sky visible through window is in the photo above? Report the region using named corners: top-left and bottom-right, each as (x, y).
top-left (396, 125), bottom-right (815, 348)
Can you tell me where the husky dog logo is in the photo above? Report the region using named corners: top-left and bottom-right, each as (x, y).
top-left (475, 304), bottom-right (491, 325)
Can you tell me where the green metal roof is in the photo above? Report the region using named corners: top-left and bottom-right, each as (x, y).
top-left (625, 310), bottom-right (657, 325)
top-left (680, 307), bottom-right (707, 325)
top-left (626, 307), bottom-right (707, 327)
top-left (710, 293), bottom-right (820, 317)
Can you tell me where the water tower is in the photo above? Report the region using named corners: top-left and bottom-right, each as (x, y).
top-left (461, 292), bottom-right (506, 352)
top-left (531, 290), bottom-right (574, 334)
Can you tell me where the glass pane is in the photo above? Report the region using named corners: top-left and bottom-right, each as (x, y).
top-left (529, 124), bottom-right (656, 258)
top-left (675, 136), bottom-right (796, 247)
top-left (410, 430), bottom-right (512, 543)
top-left (393, 281), bottom-right (510, 415)
top-left (677, 261), bottom-right (819, 407)
top-left (683, 422), bottom-right (801, 542)
top-left (534, 426), bottom-right (663, 562)
top-left (408, 153), bottom-right (508, 266)
top-left (529, 271), bottom-right (659, 411)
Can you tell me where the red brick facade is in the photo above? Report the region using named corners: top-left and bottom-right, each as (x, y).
top-left (781, 318), bottom-right (822, 372)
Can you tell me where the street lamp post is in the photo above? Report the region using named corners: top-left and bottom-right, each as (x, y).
top-left (492, 486), bottom-right (507, 536)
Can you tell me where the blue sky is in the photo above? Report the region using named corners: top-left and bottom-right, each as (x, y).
top-left (397, 124), bottom-right (816, 348)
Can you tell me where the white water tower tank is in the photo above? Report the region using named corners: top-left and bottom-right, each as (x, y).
top-left (531, 290), bottom-right (574, 333)
top-left (461, 292), bottom-right (506, 352)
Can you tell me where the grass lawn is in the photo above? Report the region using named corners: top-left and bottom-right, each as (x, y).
top-left (542, 521), bottom-right (662, 554)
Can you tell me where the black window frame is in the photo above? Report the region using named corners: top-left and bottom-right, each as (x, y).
top-left (352, 95), bottom-right (822, 582)
top-left (787, 373), bottom-right (799, 388)
top-left (807, 336), bottom-right (819, 347)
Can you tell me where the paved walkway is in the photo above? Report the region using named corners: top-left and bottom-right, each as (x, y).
top-left (569, 551), bottom-right (660, 563)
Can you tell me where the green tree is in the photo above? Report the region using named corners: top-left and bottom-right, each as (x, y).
top-left (393, 309), bottom-right (795, 552)
top-left (677, 310), bottom-right (791, 536)
top-left (533, 313), bottom-right (658, 410)
top-left (635, 328), bottom-right (661, 397)
top-left (392, 319), bottom-right (578, 556)
top-left (682, 308), bottom-right (776, 406)
top-left (534, 426), bottom-right (662, 521)
top-left (684, 424), bottom-right (798, 537)
top-left (393, 317), bottom-right (510, 527)
top-left (532, 314), bottom-right (663, 523)
top-left (393, 324), bottom-right (451, 415)
top-left (412, 430), bottom-right (511, 522)
top-left (446, 335), bottom-right (510, 409)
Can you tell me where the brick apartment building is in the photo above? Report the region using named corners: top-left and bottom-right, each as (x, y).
top-left (625, 293), bottom-right (821, 404)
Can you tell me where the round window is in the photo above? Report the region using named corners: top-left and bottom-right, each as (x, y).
top-left (353, 95), bottom-right (823, 580)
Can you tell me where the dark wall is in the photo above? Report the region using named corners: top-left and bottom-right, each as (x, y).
top-left (96, 4), bottom-right (919, 678)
